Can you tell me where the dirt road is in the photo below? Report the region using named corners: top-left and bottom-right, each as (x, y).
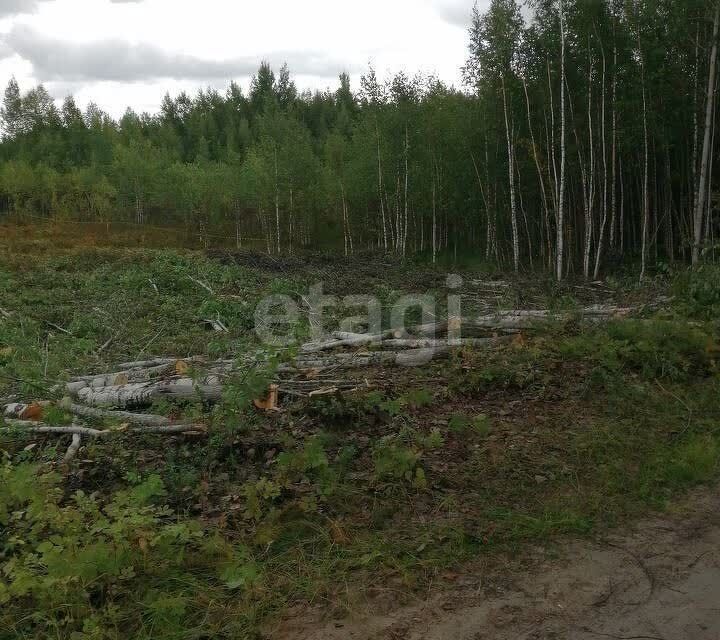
top-left (275, 486), bottom-right (720, 640)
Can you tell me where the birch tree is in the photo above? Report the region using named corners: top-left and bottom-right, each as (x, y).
top-left (693, 1), bottom-right (720, 265)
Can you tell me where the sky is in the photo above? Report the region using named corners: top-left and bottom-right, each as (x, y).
top-left (0, 0), bottom-right (486, 118)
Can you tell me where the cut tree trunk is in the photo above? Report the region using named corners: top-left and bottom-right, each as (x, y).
top-left (65, 403), bottom-right (173, 427)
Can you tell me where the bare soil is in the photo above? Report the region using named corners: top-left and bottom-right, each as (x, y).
top-left (273, 484), bottom-right (720, 640)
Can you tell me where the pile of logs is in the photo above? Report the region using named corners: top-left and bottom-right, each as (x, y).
top-left (1, 304), bottom-right (633, 461)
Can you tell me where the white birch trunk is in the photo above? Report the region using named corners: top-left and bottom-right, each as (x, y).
top-left (274, 146), bottom-right (281, 254)
top-left (594, 38), bottom-right (609, 279)
top-left (557, 0), bottom-right (567, 281)
top-left (639, 47), bottom-right (650, 282)
top-left (609, 44), bottom-right (618, 250)
top-left (693, 1), bottom-right (720, 265)
top-left (403, 126), bottom-right (410, 257)
top-left (583, 48), bottom-right (595, 280)
top-left (502, 78), bottom-right (520, 272)
top-left (376, 121), bottom-right (388, 250)
top-left (523, 77), bottom-right (552, 266)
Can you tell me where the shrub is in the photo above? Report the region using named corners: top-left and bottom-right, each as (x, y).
top-left (674, 265), bottom-right (720, 320)
top-left (448, 413), bottom-right (492, 437)
top-left (372, 437), bottom-right (426, 488)
top-left (0, 462), bottom-right (257, 639)
top-left (561, 319), bottom-right (717, 383)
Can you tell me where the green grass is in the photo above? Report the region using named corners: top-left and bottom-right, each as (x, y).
top-left (1, 236), bottom-right (720, 639)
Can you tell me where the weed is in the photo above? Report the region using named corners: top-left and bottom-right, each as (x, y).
top-left (372, 436), bottom-right (426, 489)
top-left (448, 412), bottom-right (492, 437)
top-left (673, 265), bottom-right (720, 320)
top-left (560, 319), bottom-right (717, 384)
top-left (403, 388), bottom-right (435, 409)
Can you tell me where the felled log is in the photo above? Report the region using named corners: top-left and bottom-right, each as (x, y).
top-left (286, 346), bottom-right (451, 372)
top-left (380, 337), bottom-right (512, 349)
top-left (0, 419), bottom-right (206, 437)
top-left (70, 377), bottom-right (223, 409)
top-left (300, 333), bottom-right (383, 353)
top-left (115, 356), bottom-right (206, 370)
top-left (3, 401), bottom-right (176, 428)
top-left (4, 401), bottom-right (51, 420)
top-left (65, 402), bottom-right (173, 427)
top-left (69, 362), bottom-right (176, 388)
top-left (471, 306), bottom-right (632, 330)
top-left (1, 420), bottom-right (106, 437)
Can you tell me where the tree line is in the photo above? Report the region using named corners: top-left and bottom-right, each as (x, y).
top-left (1, 0), bottom-right (718, 278)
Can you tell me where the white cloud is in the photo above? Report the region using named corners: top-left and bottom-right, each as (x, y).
top-left (0, 0), bottom-right (42, 17)
top-left (0, 0), bottom-right (469, 117)
top-left (5, 25), bottom-right (357, 82)
top-left (431, 0), bottom-right (481, 27)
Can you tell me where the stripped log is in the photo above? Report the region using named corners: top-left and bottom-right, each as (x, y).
top-left (115, 358), bottom-right (179, 369)
top-left (132, 424), bottom-right (207, 435)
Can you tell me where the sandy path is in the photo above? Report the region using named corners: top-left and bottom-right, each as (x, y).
top-left (274, 485), bottom-right (720, 640)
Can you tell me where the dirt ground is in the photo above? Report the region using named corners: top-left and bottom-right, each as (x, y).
top-left (273, 485), bottom-right (720, 640)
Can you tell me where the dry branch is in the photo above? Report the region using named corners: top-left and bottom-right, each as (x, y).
top-left (187, 275), bottom-right (214, 295)
top-left (1, 420), bottom-right (106, 437)
top-left (63, 434), bottom-right (82, 463)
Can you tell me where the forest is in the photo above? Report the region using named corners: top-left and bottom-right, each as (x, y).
top-left (3, 2), bottom-right (720, 638)
top-left (1, 0), bottom-right (718, 278)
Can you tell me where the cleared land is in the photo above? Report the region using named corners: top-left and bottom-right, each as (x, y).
top-left (1, 224), bottom-right (719, 639)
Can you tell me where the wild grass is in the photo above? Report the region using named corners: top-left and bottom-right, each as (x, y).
top-left (1, 234), bottom-right (720, 638)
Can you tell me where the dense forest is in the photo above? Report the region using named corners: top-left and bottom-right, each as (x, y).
top-left (0, 0), bottom-right (718, 278)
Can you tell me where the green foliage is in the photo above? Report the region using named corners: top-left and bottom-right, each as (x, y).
top-left (638, 434), bottom-right (720, 502)
top-left (448, 413), bottom-right (492, 437)
top-left (560, 320), bottom-right (717, 383)
top-left (0, 463), bottom-right (261, 639)
top-left (240, 477), bottom-right (282, 521)
top-left (0, 249), bottom-right (267, 400)
top-left (276, 436), bottom-right (329, 476)
top-left (216, 348), bottom-right (282, 431)
top-left (42, 405), bottom-right (73, 426)
top-left (664, 436), bottom-right (720, 486)
top-left (403, 388), bottom-right (435, 409)
top-left (420, 428), bottom-right (445, 450)
top-left (674, 265), bottom-right (720, 320)
top-left (2, 0), bottom-right (711, 274)
top-left (372, 437), bottom-right (426, 488)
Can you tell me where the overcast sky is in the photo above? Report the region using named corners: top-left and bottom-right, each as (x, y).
top-left (0, 0), bottom-right (486, 118)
